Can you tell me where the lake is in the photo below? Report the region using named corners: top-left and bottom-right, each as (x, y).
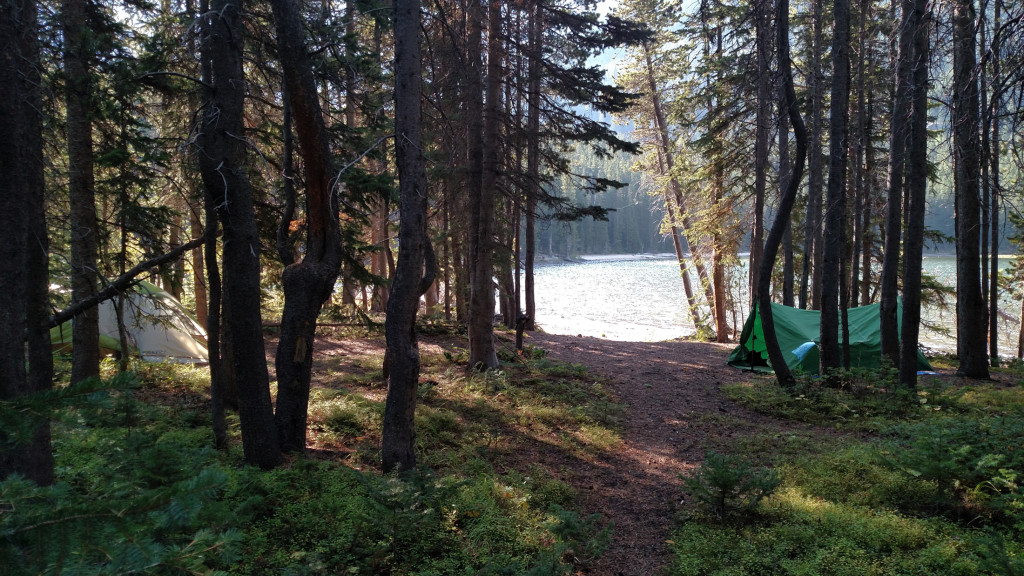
top-left (533, 254), bottom-right (1020, 355)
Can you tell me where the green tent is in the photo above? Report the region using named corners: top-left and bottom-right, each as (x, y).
top-left (727, 301), bottom-right (932, 375)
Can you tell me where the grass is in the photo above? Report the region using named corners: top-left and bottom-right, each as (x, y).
top-left (673, 365), bottom-right (1024, 576)
top-left (5, 330), bottom-right (620, 575)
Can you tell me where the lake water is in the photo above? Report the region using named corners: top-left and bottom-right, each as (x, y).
top-left (533, 254), bottom-right (1020, 354)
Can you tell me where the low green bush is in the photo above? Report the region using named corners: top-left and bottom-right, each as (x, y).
top-left (682, 451), bottom-right (781, 521)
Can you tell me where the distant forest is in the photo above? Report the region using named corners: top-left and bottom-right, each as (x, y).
top-left (539, 147), bottom-right (674, 257)
top-left (552, 147), bottom-right (1005, 258)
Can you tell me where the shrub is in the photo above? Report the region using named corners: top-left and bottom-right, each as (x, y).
top-left (682, 451), bottom-right (781, 521)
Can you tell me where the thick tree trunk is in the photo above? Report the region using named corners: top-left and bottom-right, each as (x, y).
top-left (468, 0), bottom-right (500, 369)
top-left (198, 0), bottom-right (281, 468)
top-left (382, 0), bottom-right (435, 471)
top-left (65, 0), bottom-right (100, 384)
top-left (898, 0), bottom-right (933, 387)
top-left (952, 0), bottom-right (989, 378)
top-left (820, 0), bottom-right (851, 377)
top-left (270, 0), bottom-right (346, 452)
top-left (0, 0), bottom-right (54, 484)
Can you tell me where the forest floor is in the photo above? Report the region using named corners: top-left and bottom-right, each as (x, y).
top-left (521, 333), bottom-right (817, 576)
top-left (288, 330), bottom-right (836, 575)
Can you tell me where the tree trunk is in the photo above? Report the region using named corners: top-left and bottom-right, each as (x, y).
top-left (523, 0), bottom-right (541, 331)
top-left (204, 180), bottom-right (227, 450)
top-left (759, 0), bottom-right (809, 387)
top-left (898, 0), bottom-right (933, 387)
top-left (988, 0), bottom-right (1002, 367)
top-left (779, 93), bottom-right (795, 307)
top-left (189, 204), bottom-right (208, 326)
top-left (382, 0), bottom-right (435, 472)
top-left (820, 0), bottom-right (852, 377)
top-left (952, 0), bottom-right (989, 378)
top-left (801, 0), bottom-right (825, 311)
top-left (198, 0), bottom-right (281, 468)
top-left (880, 0), bottom-right (915, 365)
top-left (0, 0), bottom-right (54, 484)
top-left (270, 0), bottom-right (347, 452)
top-left (750, 0), bottom-right (771, 307)
top-left (65, 0), bottom-right (100, 384)
top-left (468, 0), bottom-right (499, 369)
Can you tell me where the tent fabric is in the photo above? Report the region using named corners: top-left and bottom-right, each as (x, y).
top-left (727, 300), bottom-right (932, 375)
top-left (50, 281), bottom-right (209, 364)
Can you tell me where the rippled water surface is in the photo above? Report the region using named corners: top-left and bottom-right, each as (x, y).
top-left (533, 255), bottom-right (1018, 352)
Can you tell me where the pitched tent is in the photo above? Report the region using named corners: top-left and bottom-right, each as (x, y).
top-left (727, 300), bottom-right (931, 375)
top-left (51, 281), bottom-right (209, 364)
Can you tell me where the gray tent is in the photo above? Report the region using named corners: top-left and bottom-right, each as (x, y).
top-left (51, 281), bottom-right (208, 363)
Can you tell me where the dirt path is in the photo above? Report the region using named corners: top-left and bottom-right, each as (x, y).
top-left (525, 333), bottom-right (796, 576)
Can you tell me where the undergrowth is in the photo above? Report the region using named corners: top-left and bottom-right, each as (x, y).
top-left (3, 338), bottom-right (617, 575)
top-left (674, 365), bottom-right (1024, 575)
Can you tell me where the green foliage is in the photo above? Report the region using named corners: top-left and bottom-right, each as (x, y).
top-left (879, 416), bottom-right (1024, 514)
top-left (236, 463), bottom-right (601, 575)
top-left (1, 376), bottom-right (242, 575)
top-left (682, 451), bottom-right (781, 521)
top-left (671, 489), bottom-right (983, 576)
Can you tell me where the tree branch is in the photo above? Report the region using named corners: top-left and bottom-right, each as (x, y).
top-left (49, 235), bottom-right (207, 328)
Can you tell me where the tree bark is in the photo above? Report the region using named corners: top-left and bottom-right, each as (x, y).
top-left (898, 0), bottom-right (932, 387)
top-left (0, 0), bottom-right (54, 484)
top-left (64, 0), bottom-right (100, 384)
top-left (880, 0), bottom-right (915, 366)
top-left (269, 0), bottom-right (347, 452)
top-left (468, 0), bottom-right (500, 369)
top-left (801, 0), bottom-right (825, 311)
top-left (820, 0), bottom-right (852, 377)
top-left (952, 0), bottom-right (989, 378)
top-left (382, 0), bottom-right (436, 472)
top-left (524, 0), bottom-right (539, 331)
top-left (198, 0), bottom-right (281, 468)
top-left (750, 0), bottom-right (771, 307)
top-left (759, 0), bottom-right (809, 387)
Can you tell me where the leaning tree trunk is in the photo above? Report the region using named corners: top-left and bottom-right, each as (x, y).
top-left (951, 0), bottom-right (989, 378)
top-left (198, 0), bottom-right (281, 468)
top-left (758, 0), bottom-right (809, 388)
top-left (644, 42), bottom-right (707, 326)
top-left (382, 0), bottom-right (436, 472)
top-left (269, 0), bottom-right (346, 452)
